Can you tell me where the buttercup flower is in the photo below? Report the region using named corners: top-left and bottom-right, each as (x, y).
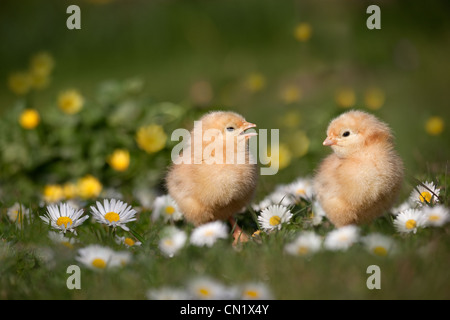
top-left (58, 89), bottom-right (84, 114)
top-left (40, 202), bottom-right (88, 234)
top-left (136, 124), bottom-right (167, 153)
top-left (43, 184), bottom-right (64, 203)
top-left (294, 22), bottom-right (312, 42)
top-left (246, 73), bottom-right (266, 92)
top-left (19, 109), bottom-right (40, 130)
top-left (258, 204), bottom-right (293, 232)
top-left (90, 198), bottom-right (137, 231)
top-left (8, 71), bottom-right (32, 95)
top-left (77, 175), bottom-right (102, 199)
top-left (108, 149), bottom-right (130, 172)
top-left (364, 87), bottom-right (385, 110)
top-left (30, 52), bottom-right (54, 77)
top-left (335, 87), bottom-right (356, 109)
top-left (425, 116), bottom-right (444, 136)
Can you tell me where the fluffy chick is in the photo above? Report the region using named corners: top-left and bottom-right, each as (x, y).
top-left (313, 110), bottom-right (404, 227)
top-left (166, 111), bottom-right (258, 241)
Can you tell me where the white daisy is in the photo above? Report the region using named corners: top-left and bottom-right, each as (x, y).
top-left (115, 235), bottom-right (142, 248)
top-left (324, 225), bottom-right (359, 251)
top-left (151, 194), bottom-right (184, 222)
top-left (159, 226), bottom-right (187, 257)
top-left (409, 181), bottom-right (440, 206)
top-left (76, 245), bottom-right (131, 270)
top-left (421, 205), bottom-right (449, 227)
top-left (267, 187), bottom-right (295, 207)
top-left (48, 231), bottom-right (78, 248)
top-left (240, 282), bottom-right (274, 300)
top-left (190, 221), bottom-right (229, 247)
top-left (309, 201), bottom-right (327, 226)
top-left (40, 202), bottom-right (88, 234)
top-left (393, 209), bottom-right (426, 234)
top-left (391, 200), bottom-right (411, 215)
top-left (90, 198), bottom-right (137, 231)
top-left (362, 233), bottom-right (396, 257)
top-left (285, 177), bottom-right (314, 201)
top-left (187, 277), bottom-right (230, 300)
top-left (7, 203), bottom-right (31, 227)
top-left (258, 204), bottom-right (293, 232)
top-left (146, 287), bottom-right (190, 300)
top-left (285, 231), bottom-right (322, 256)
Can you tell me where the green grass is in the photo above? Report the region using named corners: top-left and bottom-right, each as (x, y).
top-left (1, 0), bottom-right (450, 300)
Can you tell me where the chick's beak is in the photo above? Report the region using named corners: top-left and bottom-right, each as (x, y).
top-left (240, 122), bottom-right (257, 138)
top-left (323, 136), bottom-right (336, 146)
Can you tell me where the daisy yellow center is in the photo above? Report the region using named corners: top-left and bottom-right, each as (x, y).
top-left (269, 215), bottom-right (281, 226)
top-left (164, 239), bottom-right (174, 246)
top-left (204, 230), bottom-right (215, 237)
top-left (296, 188), bottom-right (306, 195)
top-left (245, 290), bottom-right (259, 298)
top-left (419, 191), bottom-right (432, 203)
top-left (104, 212), bottom-right (120, 223)
top-left (124, 238), bottom-right (135, 246)
top-left (56, 216), bottom-right (73, 228)
top-left (165, 206), bottom-right (175, 215)
top-left (61, 241), bottom-right (74, 249)
top-left (198, 287), bottom-right (210, 297)
top-left (428, 214), bottom-right (440, 221)
top-left (405, 219), bottom-right (416, 230)
top-left (92, 258), bottom-right (107, 269)
top-left (373, 246), bottom-right (388, 256)
top-left (297, 246), bottom-right (309, 255)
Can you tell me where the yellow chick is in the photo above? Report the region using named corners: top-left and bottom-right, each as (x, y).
top-left (313, 110), bottom-right (404, 227)
top-left (166, 111), bottom-right (258, 242)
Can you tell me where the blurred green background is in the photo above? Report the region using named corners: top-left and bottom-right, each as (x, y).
top-left (1, 0), bottom-right (449, 200)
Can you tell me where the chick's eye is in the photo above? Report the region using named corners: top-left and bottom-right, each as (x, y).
top-left (226, 127), bottom-right (235, 132)
top-left (342, 131), bottom-right (350, 137)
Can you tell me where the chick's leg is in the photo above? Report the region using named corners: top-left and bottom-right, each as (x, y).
top-left (228, 216), bottom-right (249, 245)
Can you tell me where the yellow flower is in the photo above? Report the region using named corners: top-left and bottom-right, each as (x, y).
top-left (108, 149), bottom-right (130, 172)
top-left (58, 89), bottom-right (84, 114)
top-left (8, 71), bottom-right (32, 95)
top-left (364, 87), bottom-right (385, 110)
top-left (281, 85), bottom-right (302, 104)
top-left (77, 175), bottom-right (102, 199)
top-left (278, 110), bottom-right (301, 128)
top-left (246, 73), bottom-right (266, 92)
top-left (63, 183), bottom-right (78, 199)
top-left (19, 109), bottom-right (40, 130)
top-left (288, 130), bottom-right (310, 158)
top-left (294, 23), bottom-right (312, 42)
top-left (30, 52), bottom-right (54, 77)
top-left (335, 87), bottom-right (356, 109)
top-left (43, 184), bottom-right (64, 203)
top-left (136, 124), bottom-right (167, 153)
top-left (425, 116), bottom-right (444, 136)
top-left (268, 143), bottom-right (292, 170)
